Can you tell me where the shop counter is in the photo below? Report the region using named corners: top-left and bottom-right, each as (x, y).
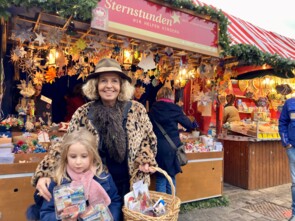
top-left (219, 134), bottom-right (290, 190)
top-left (175, 151), bottom-right (223, 203)
top-left (0, 153), bottom-right (46, 221)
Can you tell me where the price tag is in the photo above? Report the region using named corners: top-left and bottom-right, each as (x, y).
top-left (258, 133), bottom-right (263, 139)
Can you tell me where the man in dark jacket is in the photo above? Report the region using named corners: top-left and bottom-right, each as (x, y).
top-left (279, 97), bottom-right (295, 221)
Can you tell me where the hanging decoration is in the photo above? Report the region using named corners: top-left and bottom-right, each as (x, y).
top-left (137, 50), bottom-right (156, 72)
top-left (17, 80), bottom-right (35, 97)
top-left (45, 66), bottom-right (57, 84)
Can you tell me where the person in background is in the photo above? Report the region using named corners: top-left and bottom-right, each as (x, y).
top-left (31, 58), bottom-right (157, 220)
top-left (278, 97), bottom-right (295, 221)
top-left (27, 128), bottom-right (121, 221)
top-left (33, 84), bottom-right (52, 125)
top-left (149, 86), bottom-right (198, 194)
top-left (64, 83), bottom-right (86, 122)
top-left (222, 94), bottom-right (240, 123)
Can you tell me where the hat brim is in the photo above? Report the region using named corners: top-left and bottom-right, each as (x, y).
top-left (86, 70), bottom-right (132, 83)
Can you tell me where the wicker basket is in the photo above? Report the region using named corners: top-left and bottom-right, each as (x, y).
top-left (122, 167), bottom-right (181, 221)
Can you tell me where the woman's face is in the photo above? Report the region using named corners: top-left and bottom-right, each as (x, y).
top-left (67, 142), bottom-right (91, 174)
top-left (98, 72), bottom-right (121, 107)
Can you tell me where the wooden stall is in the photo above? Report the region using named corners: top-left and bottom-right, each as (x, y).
top-left (0, 153), bottom-right (46, 221)
top-left (151, 151), bottom-right (223, 203)
top-left (220, 135), bottom-right (290, 190)
top-left (176, 151), bottom-right (223, 202)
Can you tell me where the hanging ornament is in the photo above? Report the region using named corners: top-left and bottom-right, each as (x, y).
top-left (34, 32), bottom-right (46, 46)
top-left (12, 23), bottom-right (33, 43)
top-left (152, 78), bottom-right (159, 87)
top-left (154, 53), bottom-right (160, 63)
top-left (45, 66), bottom-right (57, 83)
top-left (113, 45), bottom-right (121, 54)
top-left (67, 67), bottom-right (77, 76)
top-left (32, 71), bottom-right (45, 86)
top-left (164, 47), bottom-right (173, 57)
top-left (77, 67), bottom-right (89, 81)
top-left (75, 39), bottom-right (87, 50)
top-left (137, 50), bottom-right (156, 72)
top-left (46, 27), bottom-right (63, 45)
top-left (17, 80), bottom-right (35, 97)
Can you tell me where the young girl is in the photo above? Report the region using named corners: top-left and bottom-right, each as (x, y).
top-left (28, 128), bottom-right (122, 221)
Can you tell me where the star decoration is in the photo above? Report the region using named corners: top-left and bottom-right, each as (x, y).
top-left (10, 53), bottom-right (20, 63)
top-left (75, 39), bottom-right (87, 50)
top-left (171, 12), bottom-right (180, 24)
top-left (77, 66), bottom-right (89, 81)
top-left (13, 46), bottom-right (27, 58)
top-left (45, 67), bottom-right (57, 83)
top-left (34, 32), bottom-right (46, 46)
top-left (67, 67), bottom-right (77, 76)
top-left (13, 24), bottom-right (33, 43)
top-left (46, 27), bottom-right (63, 45)
top-left (33, 71), bottom-right (45, 85)
top-left (87, 39), bottom-right (102, 52)
top-left (193, 91), bottom-right (212, 105)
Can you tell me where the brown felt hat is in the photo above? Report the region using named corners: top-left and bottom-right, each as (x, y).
top-left (86, 58), bottom-right (132, 83)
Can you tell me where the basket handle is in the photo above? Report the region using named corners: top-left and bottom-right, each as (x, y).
top-left (131, 166), bottom-right (176, 197)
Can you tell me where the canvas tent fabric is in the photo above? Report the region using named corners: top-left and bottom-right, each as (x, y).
top-left (193, 0), bottom-right (295, 61)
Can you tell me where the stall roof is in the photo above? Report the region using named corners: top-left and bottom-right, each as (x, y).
top-left (193, 0), bottom-right (295, 61)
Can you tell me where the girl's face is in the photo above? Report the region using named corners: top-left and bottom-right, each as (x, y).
top-left (98, 73), bottom-right (121, 107)
top-left (67, 142), bottom-right (91, 174)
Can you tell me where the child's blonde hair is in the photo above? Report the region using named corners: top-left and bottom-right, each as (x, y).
top-left (54, 128), bottom-right (103, 185)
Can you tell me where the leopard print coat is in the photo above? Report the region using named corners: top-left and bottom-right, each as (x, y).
top-left (31, 100), bottom-right (158, 187)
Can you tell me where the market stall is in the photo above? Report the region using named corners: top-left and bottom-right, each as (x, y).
top-left (0, 1), bottom-right (228, 220)
top-left (217, 77), bottom-right (293, 190)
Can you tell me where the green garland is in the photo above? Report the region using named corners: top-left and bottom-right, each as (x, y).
top-left (0, 0), bottom-right (98, 21)
top-left (1, 0), bottom-right (294, 74)
top-left (161, 0), bottom-right (295, 75)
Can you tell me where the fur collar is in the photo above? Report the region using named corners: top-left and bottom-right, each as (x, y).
top-left (90, 100), bottom-right (127, 163)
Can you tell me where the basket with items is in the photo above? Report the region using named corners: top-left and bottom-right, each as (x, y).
top-left (122, 167), bottom-right (181, 221)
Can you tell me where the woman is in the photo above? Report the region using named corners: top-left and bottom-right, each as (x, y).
top-left (149, 87), bottom-right (198, 194)
top-left (32, 58), bottom-right (157, 216)
top-left (222, 94), bottom-right (240, 123)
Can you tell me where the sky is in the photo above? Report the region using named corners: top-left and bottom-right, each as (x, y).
top-left (201, 0), bottom-right (295, 39)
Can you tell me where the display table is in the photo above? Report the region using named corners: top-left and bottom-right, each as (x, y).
top-left (219, 134), bottom-right (290, 190)
top-left (0, 153), bottom-right (46, 221)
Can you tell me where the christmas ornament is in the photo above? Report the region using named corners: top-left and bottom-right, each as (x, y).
top-left (34, 32), bottom-right (46, 46)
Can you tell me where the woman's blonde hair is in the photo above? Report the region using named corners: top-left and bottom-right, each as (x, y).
top-left (156, 87), bottom-right (175, 101)
top-left (54, 128), bottom-right (103, 185)
top-left (82, 77), bottom-right (135, 101)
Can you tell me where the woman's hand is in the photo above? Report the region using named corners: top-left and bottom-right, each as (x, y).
top-left (36, 177), bottom-right (52, 202)
top-left (139, 163), bottom-right (155, 173)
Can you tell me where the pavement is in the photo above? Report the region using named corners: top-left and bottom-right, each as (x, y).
top-left (178, 183), bottom-right (293, 221)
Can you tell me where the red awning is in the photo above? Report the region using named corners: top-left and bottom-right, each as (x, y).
top-left (193, 0), bottom-right (295, 60)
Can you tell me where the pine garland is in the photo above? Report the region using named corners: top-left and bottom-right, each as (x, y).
top-left (0, 0), bottom-right (294, 75)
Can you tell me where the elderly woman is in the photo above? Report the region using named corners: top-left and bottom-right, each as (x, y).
top-left (149, 87), bottom-right (198, 194)
top-left (32, 58), bottom-right (157, 217)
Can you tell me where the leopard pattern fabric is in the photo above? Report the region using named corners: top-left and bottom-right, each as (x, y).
top-left (31, 100), bottom-right (158, 187)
